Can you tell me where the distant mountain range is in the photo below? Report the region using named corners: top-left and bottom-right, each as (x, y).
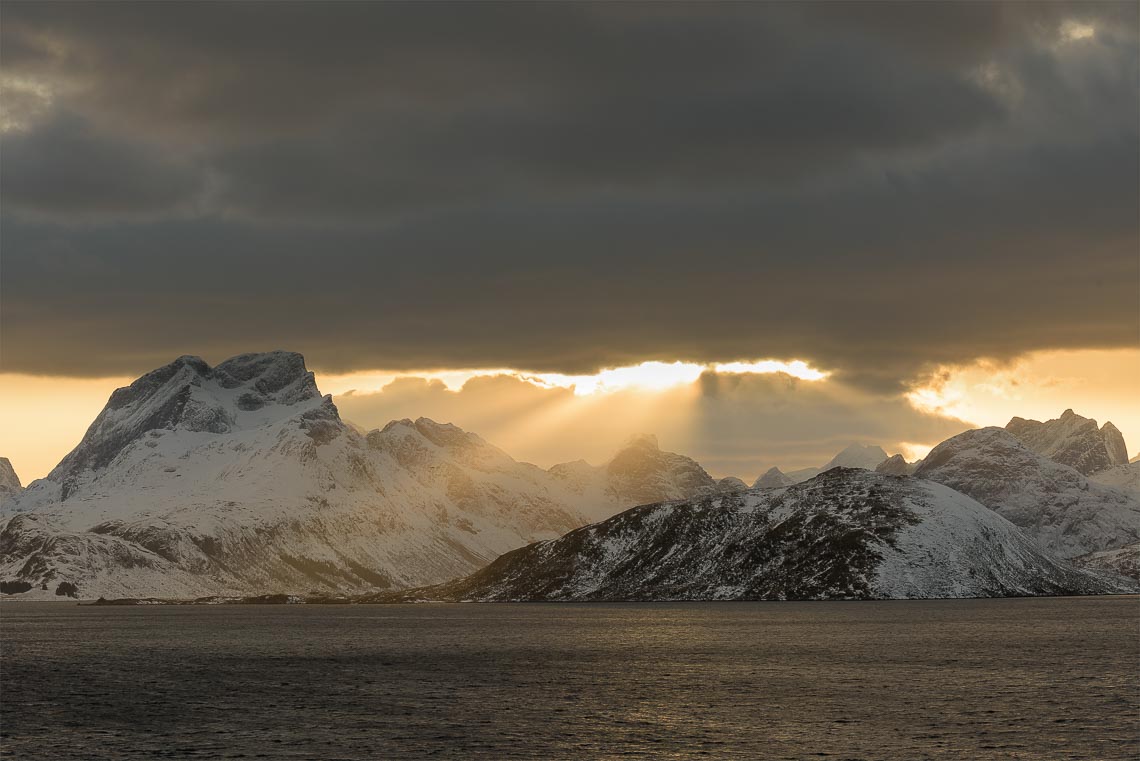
top-left (763, 443), bottom-right (896, 485)
top-left (1, 352), bottom-right (1137, 600)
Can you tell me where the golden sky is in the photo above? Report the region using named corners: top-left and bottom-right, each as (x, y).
top-left (2, 348), bottom-right (1136, 485)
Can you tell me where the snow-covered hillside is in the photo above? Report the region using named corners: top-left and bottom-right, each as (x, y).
top-left (385, 469), bottom-right (1134, 602)
top-left (0, 353), bottom-right (719, 600)
top-left (914, 427), bottom-right (1140, 559)
top-left (1090, 462), bottom-right (1140, 499)
top-left (1005, 409), bottom-right (1129, 475)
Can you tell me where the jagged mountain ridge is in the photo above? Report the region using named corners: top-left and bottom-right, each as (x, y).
top-left (380, 469), bottom-right (1134, 602)
top-left (0, 352), bottom-right (715, 599)
top-left (1006, 409), bottom-right (1128, 476)
top-left (876, 454), bottom-right (917, 476)
top-left (0, 458), bottom-right (22, 501)
top-left (914, 427), bottom-right (1140, 559)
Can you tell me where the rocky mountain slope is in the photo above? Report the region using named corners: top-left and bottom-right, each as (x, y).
top-left (876, 454), bottom-right (918, 476)
top-left (1005, 410), bottom-right (1128, 475)
top-left (914, 427), bottom-right (1140, 559)
top-left (383, 469), bottom-right (1134, 602)
top-left (1072, 542), bottom-right (1140, 581)
top-left (0, 458), bottom-right (21, 501)
top-left (0, 352), bottom-right (714, 599)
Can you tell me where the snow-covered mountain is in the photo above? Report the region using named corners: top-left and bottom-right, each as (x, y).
top-left (712, 476), bottom-right (748, 493)
top-left (0, 458), bottom-right (21, 501)
top-left (547, 433), bottom-right (715, 522)
top-left (1089, 461), bottom-right (1140, 499)
top-left (1005, 409), bottom-right (1129, 475)
top-left (782, 443), bottom-right (891, 483)
top-left (914, 427), bottom-right (1140, 559)
top-left (384, 469), bottom-right (1134, 602)
top-left (753, 467), bottom-right (794, 489)
top-left (0, 353), bottom-right (719, 600)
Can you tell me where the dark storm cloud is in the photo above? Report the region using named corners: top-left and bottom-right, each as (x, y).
top-left (0, 1), bottom-right (1136, 387)
top-left (0, 113), bottom-right (206, 217)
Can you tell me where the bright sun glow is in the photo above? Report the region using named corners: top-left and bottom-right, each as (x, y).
top-left (905, 349), bottom-right (1140, 457)
top-left (323, 359), bottom-right (831, 398)
top-left (529, 361), bottom-right (706, 395)
top-left (1060, 20), bottom-right (1096, 41)
top-left (534, 359), bottom-right (830, 395)
top-left (713, 360), bottom-right (829, 381)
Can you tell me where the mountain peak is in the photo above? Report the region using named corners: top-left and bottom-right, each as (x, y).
top-left (620, 433), bottom-right (660, 451)
top-left (875, 453), bottom-right (914, 476)
top-left (0, 457), bottom-right (22, 498)
top-left (50, 351), bottom-right (327, 487)
top-left (604, 435), bottom-right (714, 505)
top-left (915, 426), bottom-right (1140, 558)
top-left (823, 443), bottom-right (889, 471)
top-left (368, 416), bottom-right (513, 471)
top-left (754, 466), bottom-right (794, 489)
top-left (1005, 409), bottom-right (1128, 475)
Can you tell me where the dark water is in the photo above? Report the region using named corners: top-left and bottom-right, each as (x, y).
top-left (1, 598), bottom-right (1137, 760)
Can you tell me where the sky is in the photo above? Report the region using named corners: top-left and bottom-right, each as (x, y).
top-left (1, 2), bottom-right (1137, 482)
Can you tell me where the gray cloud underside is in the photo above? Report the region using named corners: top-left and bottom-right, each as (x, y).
top-left (1, 2), bottom-right (1137, 387)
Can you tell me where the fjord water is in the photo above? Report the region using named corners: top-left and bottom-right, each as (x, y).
top-left (2, 599), bottom-right (1136, 760)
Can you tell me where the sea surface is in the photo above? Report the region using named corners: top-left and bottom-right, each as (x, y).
top-left (1, 597), bottom-right (1137, 760)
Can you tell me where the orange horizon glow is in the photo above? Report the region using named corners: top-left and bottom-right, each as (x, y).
top-left (1, 349), bottom-right (1137, 485)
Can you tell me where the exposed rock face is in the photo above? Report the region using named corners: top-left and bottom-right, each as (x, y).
top-left (914, 427), bottom-right (1140, 558)
top-left (1072, 542), bottom-right (1140, 582)
top-left (0, 458), bottom-right (22, 501)
top-left (753, 467), bottom-right (794, 489)
top-left (387, 470), bottom-right (1134, 602)
top-left (1005, 409), bottom-right (1129, 475)
top-left (875, 454), bottom-right (916, 476)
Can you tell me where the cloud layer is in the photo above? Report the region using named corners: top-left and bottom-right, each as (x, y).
top-left (2, 2), bottom-right (1136, 389)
